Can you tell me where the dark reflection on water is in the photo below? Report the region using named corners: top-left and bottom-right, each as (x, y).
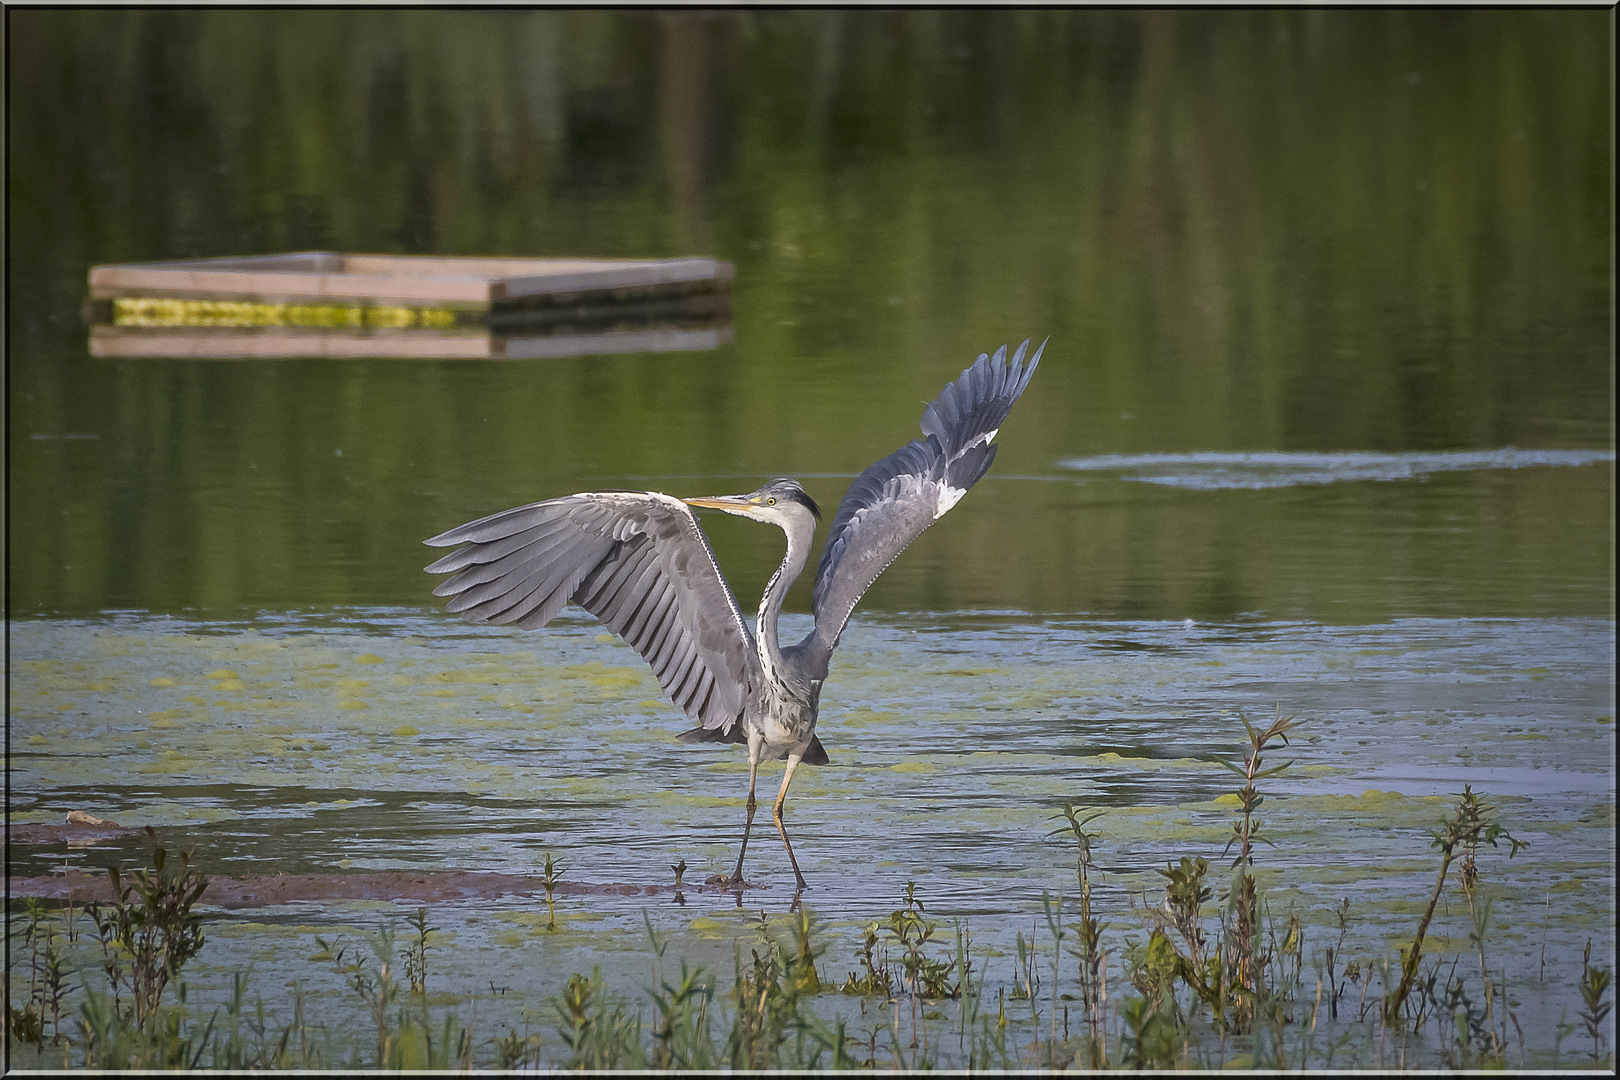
top-left (7, 8), bottom-right (1612, 621)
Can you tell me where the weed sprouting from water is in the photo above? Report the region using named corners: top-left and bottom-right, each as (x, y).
top-left (541, 851), bottom-right (565, 931)
top-left (1385, 785), bottom-right (1526, 1027)
top-left (402, 908), bottom-right (434, 995)
top-left (1578, 941), bottom-right (1614, 1066)
top-left (554, 967), bottom-right (643, 1069)
top-left (840, 921), bottom-right (893, 997)
top-left (87, 845), bottom-right (209, 1029)
top-left (1324, 897), bottom-right (1351, 1020)
top-left (1221, 706), bottom-right (1295, 867)
top-left (1054, 802), bottom-right (1107, 1061)
top-left (310, 924), bottom-right (472, 1069)
top-left (644, 916), bottom-right (717, 1070)
top-left (1218, 705), bottom-right (1294, 1033)
top-left (6, 897), bottom-right (71, 1049)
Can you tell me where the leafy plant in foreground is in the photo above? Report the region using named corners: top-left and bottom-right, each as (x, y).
top-left (7, 897), bottom-right (70, 1048)
top-left (1055, 802), bottom-right (1108, 1059)
top-left (88, 846), bottom-right (209, 1027)
top-left (314, 924), bottom-right (471, 1068)
top-left (1219, 706), bottom-right (1294, 1031)
top-left (402, 908), bottom-right (435, 995)
top-left (1578, 940), bottom-right (1613, 1065)
top-left (1385, 785), bottom-right (1525, 1027)
top-left (541, 851), bottom-right (565, 931)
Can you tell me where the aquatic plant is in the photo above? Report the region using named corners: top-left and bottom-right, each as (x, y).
top-left (1119, 978), bottom-right (1181, 1069)
top-left (840, 922), bottom-right (894, 997)
top-left (1578, 940), bottom-right (1614, 1066)
top-left (541, 851), bottom-right (565, 931)
top-left (6, 897), bottom-right (70, 1048)
top-left (554, 967), bottom-right (644, 1069)
top-left (647, 956), bottom-right (718, 1069)
top-left (87, 845), bottom-right (209, 1027)
top-left (1054, 802), bottom-right (1107, 1059)
top-left (494, 1025), bottom-right (536, 1070)
top-left (402, 908), bottom-right (434, 995)
top-left (1108, 707), bottom-right (1299, 1057)
top-left (1219, 706), bottom-right (1294, 1031)
top-left (313, 925), bottom-right (472, 1068)
top-left (1385, 785), bottom-right (1525, 1026)
top-left (1323, 897), bottom-right (1352, 1020)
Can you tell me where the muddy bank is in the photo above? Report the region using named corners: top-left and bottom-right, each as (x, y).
top-left (8, 869), bottom-right (763, 906)
top-left (8, 819), bottom-right (141, 846)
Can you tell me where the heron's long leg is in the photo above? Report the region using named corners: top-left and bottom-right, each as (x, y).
top-left (772, 753), bottom-right (808, 893)
top-left (729, 743), bottom-right (763, 886)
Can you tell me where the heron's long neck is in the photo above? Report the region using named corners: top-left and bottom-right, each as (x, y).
top-left (757, 519), bottom-right (812, 691)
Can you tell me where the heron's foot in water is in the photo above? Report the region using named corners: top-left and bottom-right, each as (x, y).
top-left (705, 872), bottom-right (754, 890)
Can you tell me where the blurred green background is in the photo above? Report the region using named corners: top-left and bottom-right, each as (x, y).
top-left (7, 9), bottom-right (1612, 620)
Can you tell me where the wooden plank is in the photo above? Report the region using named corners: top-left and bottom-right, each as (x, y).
top-left (495, 257), bottom-right (731, 299)
top-left (89, 252), bottom-right (732, 307)
top-left (88, 323), bottom-right (731, 361)
top-left (340, 254), bottom-right (653, 277)
top-left (89, 266), bottom-right (494, 304)
top-left (178, 252), bottom-right (346, 273)
top-left (87, 252), bottom-right (341, 288)
top-left (95, 252), bottom-right (346, 274)
top-left (498, 325), bottom-right (733, 359)
top-left (88, 326), bottom-right (495, 360)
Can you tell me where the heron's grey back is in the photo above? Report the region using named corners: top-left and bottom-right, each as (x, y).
top-left (424, 492), bottom-right (756, 733)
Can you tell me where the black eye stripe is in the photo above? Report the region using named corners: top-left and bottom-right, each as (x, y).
top-left (754, 483), bottom-right (821, 520)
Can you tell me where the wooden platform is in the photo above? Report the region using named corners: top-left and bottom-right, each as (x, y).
top-left (85, 251), bottom-right (733, 324)
top-left (87, 323), bottom-right (732, 361)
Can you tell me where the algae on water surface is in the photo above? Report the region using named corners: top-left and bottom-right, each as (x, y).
top-left (7, 610), bottom-right (1614, 1067)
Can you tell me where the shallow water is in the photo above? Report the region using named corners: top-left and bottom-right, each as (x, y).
top-left (9, 610), bottom-right (1614, 1065)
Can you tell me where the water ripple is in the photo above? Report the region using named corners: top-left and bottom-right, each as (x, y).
top-left (1059, 448), bottom-right (1614, 489)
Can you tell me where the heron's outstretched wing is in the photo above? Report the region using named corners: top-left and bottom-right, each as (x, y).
top-left (802, 340), bottom-right (1042, 672)
top-left (424, 492), bottom-right (757, 733)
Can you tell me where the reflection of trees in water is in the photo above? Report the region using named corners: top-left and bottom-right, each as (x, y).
top-left (15, 10), bottom-right (1610, 441)
top-left (7, 9), bottom-right (1612, 615)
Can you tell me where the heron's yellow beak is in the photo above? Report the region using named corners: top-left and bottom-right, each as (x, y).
top-left (682, 494), bottom-right (757, 512)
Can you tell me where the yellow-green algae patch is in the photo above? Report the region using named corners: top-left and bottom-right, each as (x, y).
top-left (1084, 752), bottom-right (1224, 771)
top-left (685, 916), bottom-right (732, 940)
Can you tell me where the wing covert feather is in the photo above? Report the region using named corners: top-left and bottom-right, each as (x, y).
top-left (806, 340), bottom-right (1042, 668)
top-left (425, 492), bottom-right (756, 732)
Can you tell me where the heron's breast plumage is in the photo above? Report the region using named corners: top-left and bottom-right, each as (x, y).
top-left (747, 680), bottom-right (818, 761)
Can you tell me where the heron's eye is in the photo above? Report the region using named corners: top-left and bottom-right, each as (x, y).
top-left (767, 497), bottom-right (777, 505)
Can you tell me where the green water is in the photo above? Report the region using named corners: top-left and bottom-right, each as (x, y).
top-left (8, 8), bottom-right (1611, 619)
top-left (6, 8), bottom-right (1614, 1068)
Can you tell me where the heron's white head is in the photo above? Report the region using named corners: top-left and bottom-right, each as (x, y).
top-left (683, 478), bottom-right (821, 529)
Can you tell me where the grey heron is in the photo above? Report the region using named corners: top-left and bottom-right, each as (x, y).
top-left (424, 339), bottom-right (1042, 891)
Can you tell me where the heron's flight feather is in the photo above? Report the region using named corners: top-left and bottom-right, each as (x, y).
top-left (425, 492), bottom-right (756, 732)
top-left (800, 340), bottom-right (1042, 674)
